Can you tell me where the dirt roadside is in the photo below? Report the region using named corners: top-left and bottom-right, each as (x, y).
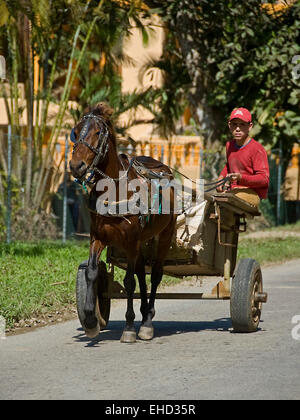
top-left (6, 305), bottom-right (78, 337)
top-left (241, 230), bottom-right (300, 240)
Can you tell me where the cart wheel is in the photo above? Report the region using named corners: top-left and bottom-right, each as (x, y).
top-left (76, 260), bottom-right (111, 331)
top-left (230, 258), bottom-right (264, 333)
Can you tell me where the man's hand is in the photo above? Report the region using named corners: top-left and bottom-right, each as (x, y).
top-left (216, 176), bottom-right (225, 192)
top-left (228, 173), bottom-right (242, 182)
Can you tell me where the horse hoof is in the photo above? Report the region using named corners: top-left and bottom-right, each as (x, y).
top-left (120, 330), bottom-right (136, 343)
top-left (85, 323), bottom-right (100, 339)
top-left (138, 325), bottom-right (154, 341)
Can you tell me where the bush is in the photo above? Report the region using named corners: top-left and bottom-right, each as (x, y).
top-left (259, 198), bottom-right (276, 227)
top-left (0, 208), bottom-right (60, 241)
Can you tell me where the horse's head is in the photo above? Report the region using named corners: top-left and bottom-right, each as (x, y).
top-left (69, 103), bottom-right (114, 181)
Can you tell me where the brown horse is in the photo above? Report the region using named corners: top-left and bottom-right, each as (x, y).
top-left (69, 103), bottom-right (177, 343)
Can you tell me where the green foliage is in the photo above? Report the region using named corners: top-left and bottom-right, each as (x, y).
top-left (146, 0), bottom-right (300, 157)
top-left (0, 170), bottom-right (22, 241)
top-left (0, 0), bottom-right (157, 209)
top-left (258, 198), bottom-right (276, 227)
top-left (69, 1), bottom-right (161, 138)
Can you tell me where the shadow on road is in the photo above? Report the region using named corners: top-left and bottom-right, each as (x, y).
top-left (73, 318), bottom-right (232, 347)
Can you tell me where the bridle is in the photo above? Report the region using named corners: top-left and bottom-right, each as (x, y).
top-left (71, 113), bottom-right (111, 185)
top-left (71, 113), bottom-right (232, 195)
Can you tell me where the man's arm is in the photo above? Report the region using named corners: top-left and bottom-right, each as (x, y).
top-left (238, 148), bottom-right (269, 188)
top-left (216, 165), bottom-right (229, 192)
top-left (219, 164), bottom-right (228, 178)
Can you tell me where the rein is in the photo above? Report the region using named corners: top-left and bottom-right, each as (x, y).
top-left (71, 113), bottom-right (231, 209)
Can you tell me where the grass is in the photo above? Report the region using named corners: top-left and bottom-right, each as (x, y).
top-left (0, 240), bottom-right (179, 328)
top-left (0, 241), bottom-right (88, 328)
top-left (268, 220), bottom-right (300, 232)
top-left (1, 232), bottom-right (300, 328)
top-left (238, 236), bottom-right (300, 264)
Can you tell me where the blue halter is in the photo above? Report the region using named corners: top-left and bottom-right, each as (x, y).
top-left (70, 128), bottom-right (76, 143)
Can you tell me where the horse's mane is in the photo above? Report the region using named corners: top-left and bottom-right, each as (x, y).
top-left (83, 102), bottom-right (116, 147)
top-left (85, 102), bottom-right (113, 120)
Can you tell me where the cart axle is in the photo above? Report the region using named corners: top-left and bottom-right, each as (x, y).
top-left (101, 292), bottom-right (231, 300)
top-left (254, 292), bottom-right (268, 303)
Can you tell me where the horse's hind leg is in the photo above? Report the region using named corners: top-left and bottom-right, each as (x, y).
top-left (138, 259), bottom-right (162, 340)
top-left (135, 253), bottom-right (152, 340)
top-left (139, 217), bottom-right (176, 340)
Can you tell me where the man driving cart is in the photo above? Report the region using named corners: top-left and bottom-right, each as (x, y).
top-left (217, 107), bottom-right (270, 207)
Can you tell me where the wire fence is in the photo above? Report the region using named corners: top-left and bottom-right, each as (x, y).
top-left (267, 148), bottom-right (300, 226)
top-left (0, 131), bottom-right (298, 244)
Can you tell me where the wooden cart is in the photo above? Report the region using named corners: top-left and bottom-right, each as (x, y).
top-left (76, 192), bottom-right (268, 333)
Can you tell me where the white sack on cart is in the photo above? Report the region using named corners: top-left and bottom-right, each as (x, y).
top-left (175, 200), bottom-right (207, 252)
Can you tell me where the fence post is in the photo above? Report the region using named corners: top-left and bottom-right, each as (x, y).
top-left (6, 126), bottom-right (12, 244)
top-left (62, 134), bottom-right (69, 243)
top-left (160, 145), bottom-right (164, 163)
top-left (200, 148), bottom-right (204, 179)
top-left (276, 142), bottom-right (282, 225)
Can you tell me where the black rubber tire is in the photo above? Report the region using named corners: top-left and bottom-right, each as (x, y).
top-left (76, 260), bottom-right (89, 331)
top-left (230, 258), bottom-right (263, 333)
top-left (97, 261), bottom-right (111, 329)
top-left (76, 260), bottom-right (111, 330)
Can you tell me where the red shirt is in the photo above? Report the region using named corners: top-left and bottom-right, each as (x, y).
top-left (220, 138), bottom-right (269, 199)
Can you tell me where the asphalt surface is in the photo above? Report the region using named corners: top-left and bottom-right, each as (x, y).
top-left (0, 259), bottom-right (300, 400)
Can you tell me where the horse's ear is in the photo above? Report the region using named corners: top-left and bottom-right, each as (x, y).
top-left (96, 102), bottom-right (114, 119)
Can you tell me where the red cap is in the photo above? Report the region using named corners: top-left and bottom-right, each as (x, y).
top-left (229, 107), bottom-right (252, 123)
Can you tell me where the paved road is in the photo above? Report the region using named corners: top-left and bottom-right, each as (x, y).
top-left (0, 259), bottom-right (300, 400)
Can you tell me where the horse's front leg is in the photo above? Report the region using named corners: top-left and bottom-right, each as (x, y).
top-left (120, 259), bottom-right (137, 343)
top-left (135, 253), bottom-right (148, 325)
top-left (84, 238), bottom-right (104, 338)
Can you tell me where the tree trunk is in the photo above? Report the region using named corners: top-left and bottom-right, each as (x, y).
top-left (24, 15), bottom-right (34, 208)
top-left (7, 23), bottom-right (21, 181)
